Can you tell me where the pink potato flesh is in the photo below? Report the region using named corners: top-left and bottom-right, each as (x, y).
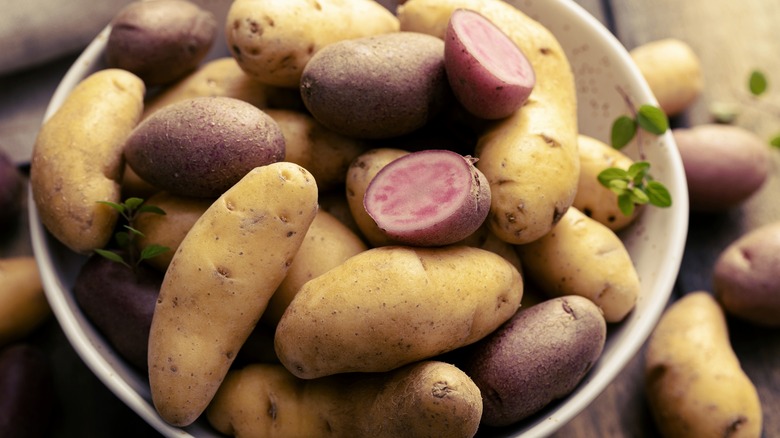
top-left (445, 8), bottom-right (535, 119)
top-left (364, 149), bottom-right (491, 247)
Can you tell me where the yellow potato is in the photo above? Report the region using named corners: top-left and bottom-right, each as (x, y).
top-left (0, 257), bottom-right (50, 347)
top-left (399, 0), bottom-right (579, 245)
top-left (226, 0), bottom-right (400, 87)
top-left (148, 162), bottom-right (318, 427)
top-left (275, 245), bottom-right (523, 379)
top-left (573, 134), bottom-right (641, 231)
top-left (516, 207), bottom-right (639, 323)
top-left (207, 361), bottom-right (482, 438)
top-left (30, 68), bottom-right (145, 254)
top-left (644, 292), bottom-right (762, 438)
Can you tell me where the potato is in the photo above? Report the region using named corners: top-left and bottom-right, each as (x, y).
top-left (30, 69), bottom-right (145, 254)
top-left (574, 134), bottom-right (641, 231)
top-left (207, 361), bottom-right (482, 438)
top-left (0, 257), bottom-right (50, 348)
top-left (106, 0), bottom-right (217, 86)
top-left (226, 0), bottom-right (400, 88)
top-left (133, 191), bottom-right (212, 272)
top-left (712, 221), bottom-right (780, 327)
top-left (275, 245), bottom-right (523, 379)
top-left (261, 209), bottom-right (368, 327)
top-left (346, 147), bottom-right (411, 246)
top-left (73, 254), bottom-right (162, 372)
top-left (460, 222), bottom-right (522, 273)
top-left (300, 32), bottom-right (450, 139)
top-left (644, 292), bottom-right (763, 438)
top-left (673, 124), bottom-right (770, 212)
top-left (444, 8), bottom-right (535, 120)
top-left (630, 38), bottom-right (703, 116)
top-left (364, 149), bottom-right (491, 246)
top-left (0, 149), bottom-right (24, 227)
top-left (0, 344), bottom-right (55, 438)
top-left (458, 295), bottom-right (606, 427)
top-left (124, 96), bottom-right (285, 198)
top-left (515, 207), bottom-right (639, 323)
top-left (265, 109), bottom-right (367, 192)
top-left (399, 0), bottom-right (580, 245)
top-left (148, 162), bottom-right (318, 426)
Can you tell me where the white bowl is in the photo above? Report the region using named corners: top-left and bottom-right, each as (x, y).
top-left (30, 0), bottom-right (688, 437)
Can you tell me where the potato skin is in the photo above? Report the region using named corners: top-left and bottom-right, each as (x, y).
top-left (148, 162), bottom-right (318, 427)
top-left (574, 134), bottom-right (641, 231)
top-left (0, 257), bottom-right (50, 347)
top-left (644, 292), bottom-right (763, 438)
top-left (300, 32), bottom-right (449, 139)
top-left (31, 68), bottom-right (145, 254)
top-left (107, 0), bottom-right (217, 86)
top-left (226, 0), bottom-right (400, 88)
top-left (399, 0), bottom-right (579, 245)
top-left (673, 124), bottom-right (770, 212)
top-left (207, 361), bottom-right (482, 438)
top-left (516, 207), bottom-right (639, 323)
top-left (124, 96), bottom-right (286, 198)
top-left (713, 221), bottom-right (780, 327)
top-left (459, 295), bottom-right (606, 427)
top-left (275, 245), bottom-right (523, 379)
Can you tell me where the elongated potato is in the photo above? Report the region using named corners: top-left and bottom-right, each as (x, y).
top-left (398, 0), bottom-right (579, 245)
top-left (275, 245), bottom-right (523, 379)
top-left (644, 292), bottom-right (763, 438)
top-left (226, 0), bottom-right (400, 88)
top-left (0, 257), bottom-right (50, 347)
top-left (516, 207), bottom-right (639, 323)
top-left (148, 162), bottom-right (318, 427)
top-left (30, 68), bottom-right (145, 254)
top-left (207, 361), bottom-right (482, 438)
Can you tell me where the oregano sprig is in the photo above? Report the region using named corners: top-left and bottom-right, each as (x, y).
top-left (746, 70), bottom-right (780, 148)
top-left (94, 197), bottom-right (170, 270)
top-left (598, 87), bottom-right (673, 216)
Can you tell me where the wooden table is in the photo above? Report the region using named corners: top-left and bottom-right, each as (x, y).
top-left (1, 0), bottom-right (778, 436)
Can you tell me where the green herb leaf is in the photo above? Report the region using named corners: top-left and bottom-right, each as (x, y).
top-left (629, 187), bottom-right (650, 205)
top-left (627, 161), bottom-right (651, 183)
top-left (140, 244), bottom-right (171, 261)
top-left (611, 115), bottom-right (637, 149)
top-left (770, 134), bottom-right (780, 148)
top-left (598, 167), bottom-right (630, 187)
top-left (124, 197), bottom-right (145, 210)
top-left (636, 104), bottom-right (669, 135)
top-left (97, 200), bottom-right (125, 214)
top-left (617, 193), bottom-right (635, 216)
top-left (124, 225), bottom-right (145, 237)
top-left (749, 70), bottom-right (768, 96)
top-left (646, 181), bottom-right (673, 207)
top-left (115, 231), bottom-right (130, 248)
top-left (138, 204), bottom-right (167, 215)
top-left (94, 248), bottom-right (131, 269)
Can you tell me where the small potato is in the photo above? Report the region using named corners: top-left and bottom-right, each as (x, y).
top-left (207, 361), bottom-right (482, 438)
top-left (226, 0), bottom-right (400, 88)
top-left (673, 124), bottom-right (770, 212)
top-left (713, 221), bottom-right (780, 327)
top-left (574, 134), bottom-right (641, 231)
top-left (265, 109), bottom-right (367, 192)
top-left (31, 69), bottom-right (145, 254)
top-left (275, 245), bottom-right (523, 379)
top-left (0, 257), bottom-right (50, 347)
top-left (516, 207), bottom-right (639, 323)
top-left (148, 162), bottom-right (318, 427)
top-left (124, 97), bottom-right (285, 198)
top-left (300, 32), bottom-right (450, 139)
top-left (459, 295), bottom-right (606, 426)
top-left (106, 0), bottom-right (218, 86)
top-left (630, 38), bottom-right (703, 116)
top-left (644, 292), bottom-right (763, 438)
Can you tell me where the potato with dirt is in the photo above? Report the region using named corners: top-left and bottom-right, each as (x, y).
top-left (644, 292), bottom-right (763, 438)
top-left (31, 68), bottom-right (145, 254)
top-left (275, 245), bottom-right (523, 379)
top-left (207, 361), bottom-right (482, 438)
top-left (226, 0), bottom-right (400, 88)
top-left (124, 96), bottom-right (286, 198)
top-left (148, 162), bottom-right (318, 427)
top-left (398, 0), bottom-right (580, 245)
top-left (300, 31), bottom-right (450, 139)
top-left (106, 0), bottom-right (217, 86)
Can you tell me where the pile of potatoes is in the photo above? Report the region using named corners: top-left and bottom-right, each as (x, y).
top-left (28, 0), bottom-right (669, 436)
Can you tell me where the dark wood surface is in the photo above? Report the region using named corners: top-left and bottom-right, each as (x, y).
top-left (1, 0), bottom-right (778, 437)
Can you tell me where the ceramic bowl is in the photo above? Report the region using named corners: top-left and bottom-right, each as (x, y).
top-left (30, 0), bottom-right (688, 436)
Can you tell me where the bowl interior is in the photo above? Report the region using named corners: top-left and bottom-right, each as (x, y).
top-left (30, 1), bottom-right (688, 437)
